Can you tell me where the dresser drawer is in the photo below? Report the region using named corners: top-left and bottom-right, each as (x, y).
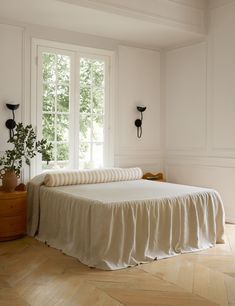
top-left (0, 215), bottom-right (26, 239)
top-left (0, 197), bottom-right (26, 217)
top-left (0, 190), bottom-right (27, 241)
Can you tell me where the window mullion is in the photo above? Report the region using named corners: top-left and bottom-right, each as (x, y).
top-left (90, 61), bottom-right (94, 165)
top-left (73, 53), bottom-right (80, 169)
top-left (55, 54), bottom-right (58, 165)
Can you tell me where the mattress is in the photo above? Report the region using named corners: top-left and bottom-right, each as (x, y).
top-left (27, 178), bottom-right (225, 270)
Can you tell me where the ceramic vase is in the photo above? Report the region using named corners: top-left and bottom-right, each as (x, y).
top-left (2, 170), bottom-right (18, 192)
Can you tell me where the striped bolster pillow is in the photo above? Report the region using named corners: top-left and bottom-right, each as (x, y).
top-left (44, 167), bottom-right (143, 187)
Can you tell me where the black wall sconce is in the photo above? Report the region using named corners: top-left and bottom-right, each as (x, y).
top-left (134, 106), bottom-right (146, 138)
top-left (5, 103), bottom-right (19, 138)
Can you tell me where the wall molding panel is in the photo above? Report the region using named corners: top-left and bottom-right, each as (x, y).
top-left (170, 0), bottom-right (208, 10)
top-left (165, 3), bottom-right (235, 222)
top-left (209, 0), bottom-right (235, 9)
top-left (115, 154), bottom-right (163, 173)
top-left (117, 45), bottom-right (161, 169)
top-left (59, 0), bottom-right (207, 34)
top-left (207, 1), bottom-right (235, 155)
top-left (165, 159), bottom-right (235, 222)
top-left (166, 155), bottom-right (235, 170)
top-left (0, 23), bottom-right (23, 151)
top-left (165, 42), bottom-right (207, 152)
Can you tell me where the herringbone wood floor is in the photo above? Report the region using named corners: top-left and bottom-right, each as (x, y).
top-left (0, 224), bottom-right (235, 306)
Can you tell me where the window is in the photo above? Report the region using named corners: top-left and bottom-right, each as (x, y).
top-left (79, 58), bottom-right (105, 169)
top-left (33, 40), bottom-right (114, 175)
top-left (42, 52), bottom-right (71, 170)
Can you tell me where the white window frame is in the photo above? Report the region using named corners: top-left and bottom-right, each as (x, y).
top-left (31, 38), bottom-right (115, 177)
top-left (37, 46), bottom-right (76, 171)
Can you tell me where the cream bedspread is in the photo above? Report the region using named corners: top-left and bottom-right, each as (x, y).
top-left (27, 178), bottom-right (225, 270)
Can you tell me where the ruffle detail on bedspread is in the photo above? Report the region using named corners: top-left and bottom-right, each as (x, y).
top-left (32, 183), bottom-right (224, 270)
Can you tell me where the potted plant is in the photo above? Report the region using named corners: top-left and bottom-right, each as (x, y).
top-left (0, 123), bottom-right (53, 192)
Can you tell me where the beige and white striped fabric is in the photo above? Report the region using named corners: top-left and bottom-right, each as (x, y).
top-left (44, 167), bottom-right (143, 187)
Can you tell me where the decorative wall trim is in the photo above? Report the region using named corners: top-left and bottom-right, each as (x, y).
top-left (208, 20), bottom-right (235, 154)
top-left (165, 41), bottom-right (208, 152)
top-left (164, 38), bottom-right (207, 52)
top-left (169, 0), bottom-right (208, 10)
top-left (0, 23), bottom-right (24, 153)
top-left (209, 0), bottom-right (235, 9)
top-left (58, 0), bottom-right (207, 34)
top-left (118, 146), bottom-right (162, 154)
top-left (165, 145), bottom-right (207, 152)
top-left (115, 152), bottom-right (163, 162)
top-left (115, 153), bottom-right (163, 172)
top-left (165, 157), bottom-right (235, 222)
top-left (165, 155), bottom-right (235, 169)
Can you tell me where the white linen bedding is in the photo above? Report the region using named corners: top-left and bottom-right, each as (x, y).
top-left (27, 178), bottom-right (225, 270)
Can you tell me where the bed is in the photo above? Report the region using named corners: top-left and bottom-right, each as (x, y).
top-left (27, 168), bottom-right (225, 270)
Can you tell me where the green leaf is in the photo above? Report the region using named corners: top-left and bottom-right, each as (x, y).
top-left (0, 123), bottom-right (53, 175)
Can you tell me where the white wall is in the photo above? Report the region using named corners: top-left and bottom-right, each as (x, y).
top-left (165, 1), bottom-right (235, 222)
top-left (0, 24), bottom-right (23, 151)
top-left (0, 22), bottom-right (162, 177)
top-left (116, 46), bottom-right (162, 171)
top-left (166, 43), bottom-right (207, 152)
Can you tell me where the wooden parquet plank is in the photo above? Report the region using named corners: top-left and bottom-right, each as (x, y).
top-left (140, 259), bottom-right (229, 305)
top-left (0, 287), bottom-right (30, 306)
top-left (193, 263), bottom-right (228, 306)
top-left (15, 275), bottom-right (123, 306)
top-left (98, 287), bottom-right (219, 306)
top-left (139, 248), bottom-right (235, 306)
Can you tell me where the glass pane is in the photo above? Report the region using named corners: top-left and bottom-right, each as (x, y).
top-left (92, 143), bottom-right (103, 168)
top-left (80, 58), bottom-right (92, 87)
top-left (57, 114), bottom-right (69, 142)
top-left (92, 60), bottom-right (105, 87)
top-left (41, 52), bottom-right (72, 171)
top-left (92, 115), bottom-right (104, 142)
top-left (92, 88), bottom-right (104, 114)
top-left (80, 87), bottom-right (91, 113)
top-left (79, 142), bottom-right (91, 169)
top-left (80, 114), bottom-right (91, 142)
top-left (43, 53), bottom-right (56, 83)
top-left (57, 84), bottom-right (69, 112)
top-left (57, 55), bottom-right (70, 83)
top-left (43, 83), bottom-right (55, 112)
top-left (57, 143), bottom-right (69, 161)
top-left (42, 114), bottom-right (55, 141)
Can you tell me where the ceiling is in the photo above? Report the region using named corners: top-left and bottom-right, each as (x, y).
top-left (0, 0), bottom-right (207, 48)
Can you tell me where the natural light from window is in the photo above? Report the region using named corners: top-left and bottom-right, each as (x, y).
top-left (41, 50), bottom-right (106, 171)
top-left (79, 58), bottom-right (105, 169)
top-left (42, 52), bottom-right (70, 170)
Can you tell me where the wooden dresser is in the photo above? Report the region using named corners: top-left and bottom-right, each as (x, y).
top-left (0, 191), bottom-right (27, 241)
